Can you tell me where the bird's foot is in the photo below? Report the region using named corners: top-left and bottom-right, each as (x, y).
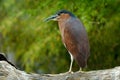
top-left (42, 74), bottom-right (58, 77)
top-left (76, 70), bottom-right (84, 73)
top-left (76, 68), bottom-right (84, 73)
top-left (59, 71), bottom-right (73, 75)
top-left (68, 70), bottom-right (74, 74)
top-left (66, 71), bottom-right (74, 74)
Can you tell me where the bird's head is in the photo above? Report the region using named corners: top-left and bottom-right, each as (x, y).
top-left (45, 10), bottom-right (76, 22)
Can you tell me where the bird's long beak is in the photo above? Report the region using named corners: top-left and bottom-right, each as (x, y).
top-left (44, 14), bottom-right (58, 22)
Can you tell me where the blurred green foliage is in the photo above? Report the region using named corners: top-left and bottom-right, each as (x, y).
top-left (0, 0), bottom-right (120, 73)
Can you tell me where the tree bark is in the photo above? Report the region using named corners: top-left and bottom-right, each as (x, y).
top-left (0, 61), bottom-right (120, 80)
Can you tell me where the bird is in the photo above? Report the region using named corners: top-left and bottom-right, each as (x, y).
top-left (45, 10), bottom-right (90, 73)
top-left (0, 53), bottom-right (17, 68)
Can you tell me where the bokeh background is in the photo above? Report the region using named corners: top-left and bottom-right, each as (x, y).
top-left (0, 0), bottom-right (120, 74)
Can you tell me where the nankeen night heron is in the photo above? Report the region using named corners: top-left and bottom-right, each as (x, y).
top-left (45, 10), bottom-right (90, 72)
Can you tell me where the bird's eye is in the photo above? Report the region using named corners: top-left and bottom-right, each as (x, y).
top-left (58, 12), bottom-right (63, 15)
top-left (58, 13), bottom-right (61, 15)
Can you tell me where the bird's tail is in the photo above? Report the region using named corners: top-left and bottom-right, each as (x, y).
top-left (74, 53), bottom-right (87, 68)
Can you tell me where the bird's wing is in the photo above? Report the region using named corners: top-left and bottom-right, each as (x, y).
top-left (63, 18), bottom-right (90, 68)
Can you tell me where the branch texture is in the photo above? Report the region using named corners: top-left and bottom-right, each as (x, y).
top-left (0, 61), bottom-right (120, 80)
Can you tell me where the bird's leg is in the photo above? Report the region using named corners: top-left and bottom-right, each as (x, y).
top-left (59, 53), bottom-right (73, 75)
top-left (60, 53), bottom-right (73, 75)
top-left (68, 53), bottom-right (74, 73)
top-left (79, 67), bottom-right (82, 71)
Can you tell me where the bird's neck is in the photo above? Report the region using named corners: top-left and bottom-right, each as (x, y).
top-left (58, 18), bottom-right (71, 33)
top-left (58, 20), bottom-right (66, 36)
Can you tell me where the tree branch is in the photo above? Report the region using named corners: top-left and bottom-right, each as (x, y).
top-left (0, 61), bottom-right (120, 80)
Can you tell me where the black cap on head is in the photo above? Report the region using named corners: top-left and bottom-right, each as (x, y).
top-left (56, 10), bottom-right (76, 17)
top-left (45, 10), bottom-right (76, 22)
